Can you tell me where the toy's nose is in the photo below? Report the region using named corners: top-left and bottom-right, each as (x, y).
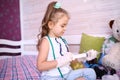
top-left (118, 33), bottom-right (120, 37)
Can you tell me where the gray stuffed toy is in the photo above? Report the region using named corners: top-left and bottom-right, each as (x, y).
top-left (102, 18), bottom-right (120, 70)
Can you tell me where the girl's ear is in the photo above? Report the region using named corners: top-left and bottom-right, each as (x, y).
top-left (48, 21), bottom-right (54, 29)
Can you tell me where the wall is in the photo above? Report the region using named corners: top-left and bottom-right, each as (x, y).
top-left (20, 0), bottom-right (120, 54)
top-left (0, 0), bottom-right (21, 41)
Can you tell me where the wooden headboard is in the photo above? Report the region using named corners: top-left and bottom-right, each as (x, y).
top-left (0, 39), bottom-right (21, 59)
top-left (0, 34), bottom-right (109, 57)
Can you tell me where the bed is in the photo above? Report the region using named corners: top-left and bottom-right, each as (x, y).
top-left (0, 55), bottom-right (41, 80)
top-left (0, 38), bottom-right (120, 80)
top-left (0, 39), bottom-right (41, 80)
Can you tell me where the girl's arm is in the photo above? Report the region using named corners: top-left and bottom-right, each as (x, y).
top-left (37, 38), bottom-right (57, 71)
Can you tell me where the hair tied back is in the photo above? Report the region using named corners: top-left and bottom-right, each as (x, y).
top-left (54, 2), bottom-right (61, 9)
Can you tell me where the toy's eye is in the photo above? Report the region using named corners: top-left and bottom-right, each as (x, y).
top-left (116, 29), bottom-right (119, 33)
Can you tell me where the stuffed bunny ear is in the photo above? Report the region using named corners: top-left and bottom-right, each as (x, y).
top-left (109, 20), bottom-right (114, 29)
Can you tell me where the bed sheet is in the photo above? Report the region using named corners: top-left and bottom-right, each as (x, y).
top-left (0, 55), bottom-right (41, 80)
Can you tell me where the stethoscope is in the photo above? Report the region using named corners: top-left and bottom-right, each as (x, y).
top-left (55, 37), bottom-right (69, 56)
top-left (47, 35), bottom-right (69, 79)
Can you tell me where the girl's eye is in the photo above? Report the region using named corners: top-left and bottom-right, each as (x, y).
top-left (61, 26), bottom-right (64, 28)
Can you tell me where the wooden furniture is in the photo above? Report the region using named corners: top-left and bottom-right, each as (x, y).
top-left (0, 39), bottom-right (21, 59)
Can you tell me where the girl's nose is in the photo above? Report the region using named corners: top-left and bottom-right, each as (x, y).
top-left (64, 27), bottom-right (67, 31)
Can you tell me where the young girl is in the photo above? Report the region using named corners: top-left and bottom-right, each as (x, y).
top-left (37, 1), bottom-right (96, 80)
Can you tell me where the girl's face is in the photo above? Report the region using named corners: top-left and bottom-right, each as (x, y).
top-left (49, 15), bottom-right (69, 37)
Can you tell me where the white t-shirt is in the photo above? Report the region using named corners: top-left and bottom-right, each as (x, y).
top-left (41, 36), bottom-right (71, 76)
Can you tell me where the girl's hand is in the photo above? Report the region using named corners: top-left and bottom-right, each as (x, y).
top-left (86, 49), bottom-right (98, 61)
top-left (56, 52), bottom-right (73, 68)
